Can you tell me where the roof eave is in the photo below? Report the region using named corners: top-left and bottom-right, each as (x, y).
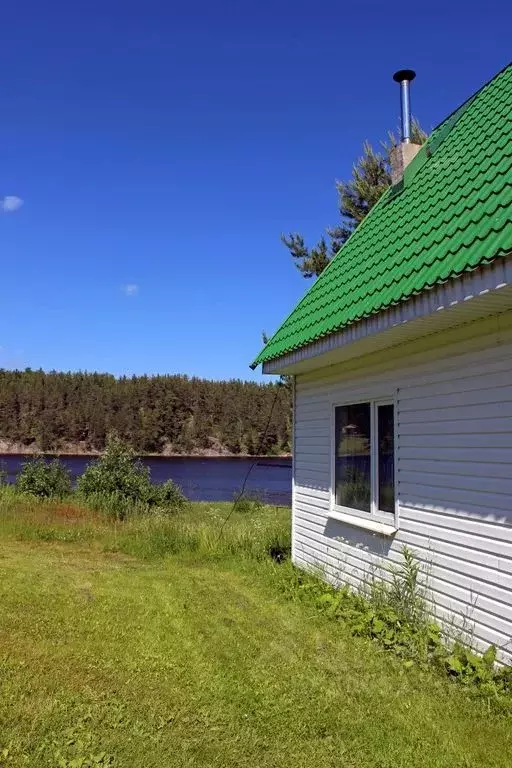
top-left (260, 256), bottom-right (512, 375)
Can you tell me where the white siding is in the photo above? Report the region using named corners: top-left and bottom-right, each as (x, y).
top-left (293, 313), bottom-right (512, 660)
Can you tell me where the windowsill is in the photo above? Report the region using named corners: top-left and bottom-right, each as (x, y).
top-left (328, 508), bottom-right (398, 537)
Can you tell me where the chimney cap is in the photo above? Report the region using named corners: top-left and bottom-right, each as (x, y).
top-left (393, 69), bottom-right (416, 83)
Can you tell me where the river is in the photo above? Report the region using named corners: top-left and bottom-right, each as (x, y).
top-left (0, 454), bottom-right (293, 506)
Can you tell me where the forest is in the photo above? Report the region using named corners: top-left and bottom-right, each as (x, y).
top-left (0, 369), bottom-right (292, 456)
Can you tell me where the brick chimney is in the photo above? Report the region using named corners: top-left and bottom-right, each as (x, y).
top-left (390, 69), bottom-right (421, 184)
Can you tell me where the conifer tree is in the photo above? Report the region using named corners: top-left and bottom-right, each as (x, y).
top-left (282, 119), bottom-right (427, 278)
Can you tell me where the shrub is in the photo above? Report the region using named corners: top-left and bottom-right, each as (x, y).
top-left (78, 436), bottom-right (152, 505)
top-left (15, 458), bottom-right (72, 499)
top-left (153, 479), bottom-right (187, 510)
top-left (77, 434), bottom-right (187, 518)
top-left (233, 491), bottom-right (263, 514)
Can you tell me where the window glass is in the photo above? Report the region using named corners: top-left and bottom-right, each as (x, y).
top-left (377, 404), bottom-right (395, 514)
top-left (334, 403), bottom-right (371, 512)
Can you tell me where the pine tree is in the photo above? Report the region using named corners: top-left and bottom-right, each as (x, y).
top-left (0, 370), bottom-right (293, 456)
top-left (282, 119), bottom-right (427, 278)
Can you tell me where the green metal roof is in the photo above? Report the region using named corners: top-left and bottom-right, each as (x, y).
top-left (253, 64), bottom-right (512, 367)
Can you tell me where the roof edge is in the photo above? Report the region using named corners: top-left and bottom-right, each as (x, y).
top-left (261, 255), bottom-right (512, 374)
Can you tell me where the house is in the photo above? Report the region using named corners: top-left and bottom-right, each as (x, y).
top-left (252, 64), bottom-right (512, 659)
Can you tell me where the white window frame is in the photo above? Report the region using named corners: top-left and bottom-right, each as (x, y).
top-left (329, 396), bottom-right (398, 536)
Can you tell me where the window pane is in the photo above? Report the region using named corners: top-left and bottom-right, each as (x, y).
top-left (378, 404), bottom-right (395, 514)
top-left (335, 403), bottom-right (371, 512)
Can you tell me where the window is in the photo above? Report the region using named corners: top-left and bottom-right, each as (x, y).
top-left (377, 404), bottom-right (395, 514)
top-left (333, 400), bottom-right (395, 519)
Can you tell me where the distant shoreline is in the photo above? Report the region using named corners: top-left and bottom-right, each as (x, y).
top-left (0, 444), bottom-right (291, 461)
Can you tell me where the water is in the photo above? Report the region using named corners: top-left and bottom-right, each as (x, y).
top-left (0, 454), bottom-right (292, 506)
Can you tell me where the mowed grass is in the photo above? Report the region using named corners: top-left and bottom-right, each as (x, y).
top-left (0, 497), bottom-right (511, 767)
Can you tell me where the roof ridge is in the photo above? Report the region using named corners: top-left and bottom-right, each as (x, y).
top-left (428, 60), bottom-right (511, 139)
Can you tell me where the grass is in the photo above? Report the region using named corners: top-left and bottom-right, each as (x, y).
top-left (0, 495), bottom-right (511, 767)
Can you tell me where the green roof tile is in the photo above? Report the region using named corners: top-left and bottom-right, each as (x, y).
top-left (253, 64), bottom-right (512, 367)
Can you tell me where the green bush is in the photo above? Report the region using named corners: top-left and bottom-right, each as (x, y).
top-left (233, 491), bottom-right (263, 514)
top-left (153, 479), bottom-right (187, 510)
top-left (77, 436), bottom-right (151, 504)
top-left (77, 434), bottom-right (187, 518)
top-left (15, 458), bottom-right (72, 499)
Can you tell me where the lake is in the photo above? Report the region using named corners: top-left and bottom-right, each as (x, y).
top-left (0, 454), bottom-right (293, 506)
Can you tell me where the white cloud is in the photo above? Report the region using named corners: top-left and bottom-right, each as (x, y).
top-left (0, 196), bottom-right (23, 213)
top-left (121, 283), bottom-right (139, 297)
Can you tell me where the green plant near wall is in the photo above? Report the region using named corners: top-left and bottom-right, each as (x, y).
top-left (277, 547), bottom-right (512, 705)
top-left (370, 545), bottom-right (427, 626)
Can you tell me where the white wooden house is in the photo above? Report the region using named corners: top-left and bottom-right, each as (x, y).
top-left (252, 65), bottom-right (512, 658)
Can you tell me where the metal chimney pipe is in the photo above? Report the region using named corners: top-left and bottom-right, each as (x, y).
top-left (393, 69), bottom-right (416, 143)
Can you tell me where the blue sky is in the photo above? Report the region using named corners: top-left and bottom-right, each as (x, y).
top-left (0, 0), bottom-right (509, 381)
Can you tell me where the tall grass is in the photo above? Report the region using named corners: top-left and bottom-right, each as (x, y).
top-left (0, 488), bottom-right (291, 564)
top-left (111, 512), bottom-right (290, 561)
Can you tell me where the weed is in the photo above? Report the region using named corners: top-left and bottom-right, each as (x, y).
top-left (387, 545), bottom-right (427, 624)
top-left (276, 548), bottom-right (512, 707)
top-left (367, 545), bottom-right (428, 631)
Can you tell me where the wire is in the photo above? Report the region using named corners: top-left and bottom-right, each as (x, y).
top-left (217, 381), bottom-right (285, 537)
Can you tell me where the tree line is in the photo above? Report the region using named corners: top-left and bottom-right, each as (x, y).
top-left (1, 123), bottom-right (428, 459)
top-left (0, 369), bottom-right (291, 456)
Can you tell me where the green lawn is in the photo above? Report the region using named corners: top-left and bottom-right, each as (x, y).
top-left (0, 499), bottom-right (511, 767)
